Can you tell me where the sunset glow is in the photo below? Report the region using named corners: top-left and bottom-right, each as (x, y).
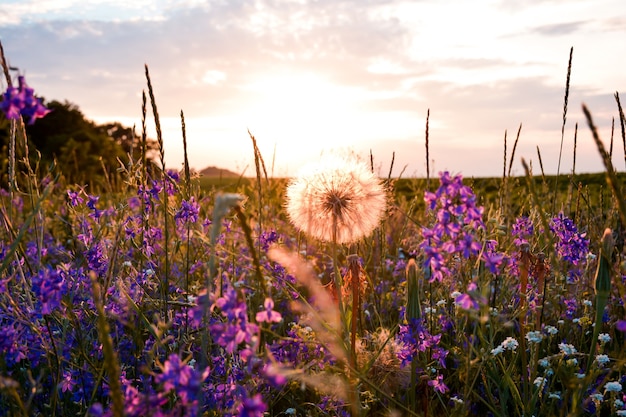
top-left (1, 0), bottom-right (625, 177)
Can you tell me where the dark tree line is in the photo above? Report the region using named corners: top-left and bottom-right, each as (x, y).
top-left (0, 100), bottom-right (159, 191)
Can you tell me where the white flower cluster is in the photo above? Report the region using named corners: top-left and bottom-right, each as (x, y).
top-left (534, 377), bottom-right (547, 389)
top-left (598, 333), bottom-right (612, 344)
top-left (558, 343), bottom-right (577, 355)
top-left (526, 331), bottom-right (543, 344)
top-left (604, 381), bottom-right (623, 393)
top-left (595, 354), bottom-right (610, 367)
top-left (491, 337), bottom-right (519, 355)
top-left (544, 325), bottom-right (558, 335)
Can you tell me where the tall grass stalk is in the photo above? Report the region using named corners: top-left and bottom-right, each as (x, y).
top-left (500, 129), bottom-right (507, 209)
top-left (567, 122), bottom-right (578, 214)
top-left (583, 104), bottom-right (626, 226)
top-left (144, 64), bottom-right (170, 320)
top-left (90, 271), bottom-right (124, 417)
top-left (425, 108), bottom-right (430, 190)
top-left (615, 92), bottom-right (626, 170)
top-left (180, 110), bottom-right (192, 333)
top-left (610, 117), bottom-right (615, 160)
top-left (508, 123), bottom-right (522, 178)
top-left (553, 46), bottom-right (573, 214)
top-left (248, 130), bottom-right (269, 261)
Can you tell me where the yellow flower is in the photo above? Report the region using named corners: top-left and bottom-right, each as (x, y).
top-left (285, 154), bottom-right (386, 244)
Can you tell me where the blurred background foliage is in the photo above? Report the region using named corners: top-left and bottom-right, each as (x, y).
top-left (0, 99), bottom-right (159, 191)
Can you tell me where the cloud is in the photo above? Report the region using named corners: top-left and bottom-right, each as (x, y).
top-left (531, 21), bottom-right (588, 36)
top-left (1, 0), bottom-right (623, 176)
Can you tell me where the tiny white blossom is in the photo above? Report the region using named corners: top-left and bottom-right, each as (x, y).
top-left (558, 343), bottom-right (577, 355)
top-left (566, 358), bottom-right (578, 366)
top-left (617, 410), bottom-right (626, 416)
top-left (534, 377), bottom-right (546, 389)
top-left (595, 354), bottom-right (610, 367)
top-left (590, 393), bottom-right (604, 402)
top-left (544, 325), bottom-right (558, 335)
top-left (573, 318), bottom-right (580, 324)
top-left (526, 331), bottom-right (543, 344)
top-left (548, 392), bottom-right (561, 400)
top-left (598, 333), bottom-right (611, 344)
top-left (424, 307), bottom-right (435, 314)
top-left (436, 299), bottom-right (447, 307)
top-left (502, 337), bottom-right (519, 351)
top-left (491, 346), bottom-right (504, 356)
top-left (285, 408), bottom-right (296, 415)
top-left (576, 372), bottom-right (586, 379)
top-left (583, 300), bottom-right (593, 307)
top-left (451, 291), bottom-right (462, 299)
top-left (605, 381), bottom-right (623, 393)
top-left (615, 399), bottom-right (624, 408)
top-left (539, 358), bottom-right (550, 368)
top-left (557, 320), bottom-right (565, 325)
top-left (451, 396), bottom-right (464, 405)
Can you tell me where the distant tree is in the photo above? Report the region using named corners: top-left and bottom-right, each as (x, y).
top-left (0, 99), bottom-right (159, 190)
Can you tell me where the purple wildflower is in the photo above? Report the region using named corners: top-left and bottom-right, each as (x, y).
top-left (428, 374), bottom-right (450, 394)
top-left (255, 297), bottom-right (282, 324)
top-left (1, 75), bottom-right (51, 124)
top-left (238, 393), bottom-right (267, 417)
top-left (30, 267), bottom-right (66, 314)
top-left (211, 284), bottom-right (259, 355)
top-left (550, 213), bottom-right (589, 265)
top-left (512, 216), bottom-right (534, 247)
top-left (174, 197), bottom-right (200, 225)
top-left (455, 293), bottom-right (478, 310)
top-left (155, 353), bottom-right (210, 407)
top-left (397, 318), bottom-right (443, 367)
top-left (419, 172), bottom-right (485, 283)
top-left (67, 189), bottom-right (84, 207)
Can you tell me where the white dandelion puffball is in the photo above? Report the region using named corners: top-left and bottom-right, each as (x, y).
top-left (286, 154), bottom-right (387, 244)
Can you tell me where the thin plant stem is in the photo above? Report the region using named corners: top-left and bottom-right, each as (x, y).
top-left (567, 123), bottom-right (578, 214)
top-left (425, 108), bottom-right (430, 191)
top-left (500, 129), bottom-right (507, 210)
top-left (181, 110), bottom-right (192, 333)
top-left (610, 117), bottom-right (615, 161)
top-left (90, 271), bottom-right (124, 417)
top-left (508, 123), bottom-right (522, 178)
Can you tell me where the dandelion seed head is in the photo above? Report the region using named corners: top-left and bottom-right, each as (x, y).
top-left (285, 154), bottom-right (386, 243)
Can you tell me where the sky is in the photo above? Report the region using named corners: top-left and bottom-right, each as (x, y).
top-left (1, 0), bottom-right (625, 178)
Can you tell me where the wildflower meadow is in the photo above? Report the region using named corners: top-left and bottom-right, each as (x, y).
top-left (0, 43), bottom-right (625, 417)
